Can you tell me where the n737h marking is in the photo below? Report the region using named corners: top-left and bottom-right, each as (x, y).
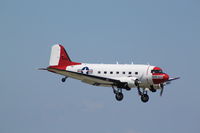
top-left (40, 44), bottom-right (180, 103)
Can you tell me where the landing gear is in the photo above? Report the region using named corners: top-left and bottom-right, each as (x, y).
top-left (61, 77), bottom-right (67, 82)
top-left (136, 82), bottom-right (149, 103)
top-left (141, 94), bottom-right (149, 103)
top-left (115, 92), bottom-right (124, 101)
top-left (112, 86), bottom-right (124, 101)
top-left (111, 81), bottom-right (150, 103)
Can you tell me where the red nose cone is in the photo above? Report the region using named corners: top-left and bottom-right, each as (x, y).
top-left (163, 73), bottom-right (169, 81)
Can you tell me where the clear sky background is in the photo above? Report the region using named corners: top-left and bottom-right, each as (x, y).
top-left (0, 0), bottom-right (199, 133)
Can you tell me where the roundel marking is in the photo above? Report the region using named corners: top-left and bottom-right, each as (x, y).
top-left (81, 67), bottom-right (89, 74)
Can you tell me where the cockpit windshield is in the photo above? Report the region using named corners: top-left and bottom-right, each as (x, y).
top-left (151, 70), bottom-right (163, 74)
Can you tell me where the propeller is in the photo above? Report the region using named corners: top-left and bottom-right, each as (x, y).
top-left (159, 77), bottom-right (180, 96)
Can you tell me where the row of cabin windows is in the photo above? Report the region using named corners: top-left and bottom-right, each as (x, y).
top-left (98, 71), bottom-right (138, 75)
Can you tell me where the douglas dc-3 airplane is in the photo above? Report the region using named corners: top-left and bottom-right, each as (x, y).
top-left (40, 44), bottom-right (180, 103)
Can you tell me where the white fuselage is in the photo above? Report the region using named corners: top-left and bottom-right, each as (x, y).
top-left (66, 64), bottom-right (156, 89)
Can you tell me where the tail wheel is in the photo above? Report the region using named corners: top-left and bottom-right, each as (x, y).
top-left (61, 77), bottom-right (67, 82)
top-left (141, 94), bottom-right (149, 103)
top-left (115, 93), bottom-right (124, 101)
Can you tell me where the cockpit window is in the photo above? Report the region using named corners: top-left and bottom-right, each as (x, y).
top-left (151, 70), bottom-right (163, 74)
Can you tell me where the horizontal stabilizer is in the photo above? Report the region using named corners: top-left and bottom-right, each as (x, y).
top-left (38, 68), bottom-right (48, 70)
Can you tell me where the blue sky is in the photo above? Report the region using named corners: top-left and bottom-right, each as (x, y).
top-left (0, 0), bottom-right (199, 133)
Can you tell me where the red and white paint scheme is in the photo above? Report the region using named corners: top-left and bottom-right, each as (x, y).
top-left (40, 44), bottom-right (180, 103)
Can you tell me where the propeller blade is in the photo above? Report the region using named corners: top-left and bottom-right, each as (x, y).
top-left (167, 77), bottom-right (180, 82)
top-left (160, 84), bottom-right (164, 96)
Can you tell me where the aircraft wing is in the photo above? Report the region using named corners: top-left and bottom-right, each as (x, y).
top-left (47, 67), bottom-right (124, 87)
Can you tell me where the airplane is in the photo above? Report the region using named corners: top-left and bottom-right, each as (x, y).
top-left (40, 44), bottom-right (180, 103)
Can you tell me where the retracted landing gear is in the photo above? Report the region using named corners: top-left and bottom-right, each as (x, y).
top-left (61, 77), bottom-right (68, 82)
top-left (112, 86), bottom-right (124, 101)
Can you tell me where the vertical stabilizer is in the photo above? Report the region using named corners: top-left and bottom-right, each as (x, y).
top-left (49, 44), bottom-right (80, 67)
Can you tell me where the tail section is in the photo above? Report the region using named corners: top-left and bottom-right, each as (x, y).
top-left (49, 44), bottom-right (81, 67)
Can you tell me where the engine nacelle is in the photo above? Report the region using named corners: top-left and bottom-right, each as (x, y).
top-left (118, 77), bottom-right (138, 89)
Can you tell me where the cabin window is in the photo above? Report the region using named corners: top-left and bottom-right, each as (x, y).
top-left (98, 71), bottom-right (101, 74)
top-left (123, 72), bottom-right (126, 74)
top-left (104, 71), bottom-right (107, 74)
top-left (129, 72), bottom-right (132, 74)
top-left (135, 72), bottom-right (138, 75)
top-left (116, 71), bottom-right (119, 74)
top-left (110, 71), bottom-right (113, 74)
